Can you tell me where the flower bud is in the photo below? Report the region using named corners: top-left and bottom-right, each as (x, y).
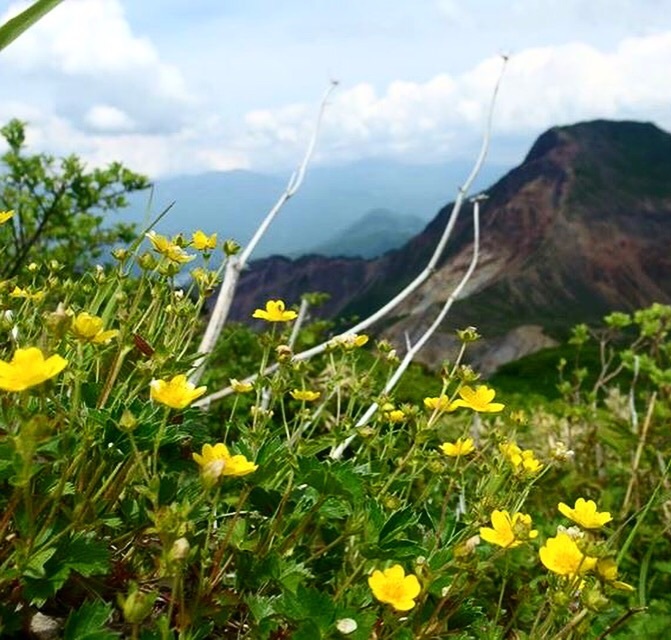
top-left (119, 583), bottom-right (156, 624)
top-left (275, 344), bottom-right (293, 362)
top-left (112, 247), bottom-right (129, 262)
top-left (456, 326), bottom-right (481, 342)
top-left (119, 410), bottom-right (138, 432)
top-left (223, 239), bottom-right (241, 256)
top-left (168, 537), bottom-right (190, 563)
top-left (137, 252), bottom-right (157, 271)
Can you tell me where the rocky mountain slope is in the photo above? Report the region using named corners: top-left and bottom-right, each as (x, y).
top-left (229, 120), bottom-right (671, 372)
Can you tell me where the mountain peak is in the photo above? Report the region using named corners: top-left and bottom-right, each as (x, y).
top-left (524, 119), bottom-right (671, 163)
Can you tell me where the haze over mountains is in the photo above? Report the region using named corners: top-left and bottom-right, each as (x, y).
top-left (229, 120), bottom-right (671, 373)
top-left (124, 159), bottom-right (507, 258)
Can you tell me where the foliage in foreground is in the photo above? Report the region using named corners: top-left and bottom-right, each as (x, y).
top-left (0, 219), bottom-right (669, 639)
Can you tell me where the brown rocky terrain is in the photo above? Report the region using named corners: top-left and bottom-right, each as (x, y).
top-left (229, 120), bottom-right (671, 371)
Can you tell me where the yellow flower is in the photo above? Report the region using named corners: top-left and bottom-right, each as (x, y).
top-left (252, 299), bottom-right (297, 322)
top-left (539, 532), bottom-right (598, 577)
top-left (150, 374), bottom-right (206, 409)
top-left (368, 564), bottom-right (421, 611)
top-left (192, 442), bottom-right (258, 479)
top-left (191, 230), bottom-right (217, 251)
top-left (0, 210), bottom-right (14, 225)
top-left (9, 286), bottom-right (45, 302)
top-left (451, 385), bottom-right (505, 413)
top-left (439, 437), bottom-right (476, 457)
top-left (499, 441), bottom-right (521, 460)
top-left (499, 442), bottom-right (543, 475)
top-left (518, 449), bottom-right (543, 474)
top-left (72, 312), bottom-right (119, 344)
top-left (385, 409), bottom-right (406, 423)
top-left (423, 395), bottom-right (458, 412)
top-left (330, 333), bottom-right (369, 349)
top-left (146, 231), bottom-right (195, 264)
top-left (596, 559), bottom-right (635, 591)
top-left (558, 498), bottom-right (612, 530)
top-left (480, 510), bottom-right (538, 548)
top-left (230, 378), bottom-right (254, 393)
top-left (596, 557), bottom-right (618, 582)
top-left (290, 389), bottom-right (321, 402)
top-left (0, 347), bottom-right (67, 392)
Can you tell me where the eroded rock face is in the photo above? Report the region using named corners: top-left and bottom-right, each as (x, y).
top-left (229, 120), bottom-right (671, 373)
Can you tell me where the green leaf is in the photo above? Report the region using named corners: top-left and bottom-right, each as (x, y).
top-left (62, 534), bottom-right (110, 576)
top-left (245, 594), bottom-right (278, 622)
top-left (291, 620), bottom-right (322, 640)
top-left (23, 547), bottom-right (57, 579)
top-left (318, 496), bottom-right (352, 520)
top-left (276, 584), bottom-right (335, 632)
top-left (63, 601), bottom-right (118, 640)
top-left (378, 506), bottom-right (418, 544)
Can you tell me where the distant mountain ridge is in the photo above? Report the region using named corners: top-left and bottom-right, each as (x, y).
top-left (123, 159), bottom-right (506, 257)
top-left (229, 119), bottom-right (671, 372)
top-left (306, 208), bottom-right (425, 258)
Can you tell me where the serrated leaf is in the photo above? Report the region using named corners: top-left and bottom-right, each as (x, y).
top-left (63, 601), bottom-right (118, 640)
top-left (24, 547), bottom-right (57, 579)
top-left (318, 496), bottom-right (352, 520)
top-left (378, 506), bottom-right (418, 543)
top-left (245, 594), bottom-right (278, 622)
top-left (62, 535), bottom-right (110, 576)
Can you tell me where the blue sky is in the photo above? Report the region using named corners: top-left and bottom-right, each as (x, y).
top-left (1, 0), bottom-right (670, 177)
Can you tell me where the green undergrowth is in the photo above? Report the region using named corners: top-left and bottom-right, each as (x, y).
top-left (0, 218), bottom-right (669, 638)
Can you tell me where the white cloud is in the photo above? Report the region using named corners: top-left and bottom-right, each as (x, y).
top-left (85, 105), bottom-right (135, 132)
top-left (234, 30), bottom-right (671, 168)
top-left (2, 5), bottom-right (670, 178)
top-left (0, 0), bottom-right (192, 133)
top-left (2, 0), bottom-right (186, 98)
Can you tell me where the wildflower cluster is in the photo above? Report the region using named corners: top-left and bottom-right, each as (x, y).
top-left (0, 212), bottom-right (653, 639)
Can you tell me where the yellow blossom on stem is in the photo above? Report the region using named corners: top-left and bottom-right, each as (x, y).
top-left (451, 385), bottom-right (505, 412)
top-left (480, 510), bottom-right (538, 548)
top-left (252, 299), bottom-right (297, 322)
top-left (596, 558), bottom-right (635, 591)
top-left (230, 378), bottom-right (254, 393)
top-left (540, 532), bottom-right (597, 577)
top-left (385, 409), bottom-right (406, 423)
top-left (290, 389), bottom-right (321, 402)
top-left (191, 230), bottom-right (217, 251)
top-left (330, 333), bottom-right (369, 349)
top-left (558, 498), bottom-right (612, 530)
top-left (150, 374), bottom-right (206, 409)
top-left (9, 286), bottom-right (45, 302)
top-left (499, 442), bottom-right (543, 475)
top-left (146, 231), bottom-right (195, 264)
top-left (0, 210), bottom-right (13, 225)
top-left (439, 437), bottom-right (476, 457)
top-left (72, 312), bottom-right (119, 344)
top-left (192, 443), bottom-right (258, 479)
top-left (423, 394), bottom-right (458, 412)
top-left (0, 347), bottom-right (67, 392)
top-left (368, 564), bottom-right (421, 611)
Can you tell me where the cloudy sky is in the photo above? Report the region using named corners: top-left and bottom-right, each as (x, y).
top-left (1, 0), bottom-right (670, 177)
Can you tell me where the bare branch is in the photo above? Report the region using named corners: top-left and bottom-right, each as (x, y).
top-left (330, 197), bottom-right (483, 460)
top-left (195, 56), bottom-right (507, 407)
top-left (189, 81), bottom-right (337, 385)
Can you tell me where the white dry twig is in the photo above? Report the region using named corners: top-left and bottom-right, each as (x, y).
top-left (188, 81), bottom-right (338, 385)
top-left (195, 55), bottom-right (507, 407)
top-left (330, 196), bottom-right (483, 460)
